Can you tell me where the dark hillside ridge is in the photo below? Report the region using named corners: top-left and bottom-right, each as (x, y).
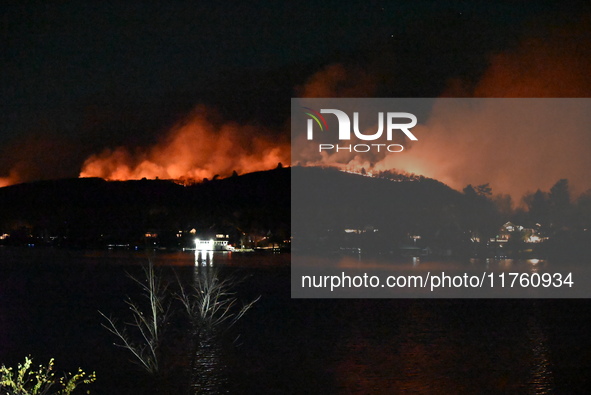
top-left (0, 166), bottom-right (505, 255)
top-left (0, 168), bottom-right (290, 248)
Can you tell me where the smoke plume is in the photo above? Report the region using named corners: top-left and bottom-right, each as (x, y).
top-left (0, 132), bottom-right (81, 187)
top-left (411, 18), bottom-right (591, 199)
top-left (79, 106), bottom-right (290, 182)
top-left (2, 16), bottom-right (590, 196)
top-left (296, 20), bottom-right (591, 201)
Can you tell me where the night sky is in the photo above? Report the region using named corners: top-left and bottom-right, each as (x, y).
top-left (1, 1), bottom-right (590, 198)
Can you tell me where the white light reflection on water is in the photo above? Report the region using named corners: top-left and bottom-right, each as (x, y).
top-left (186, 263), bottom-right (231, 394)
top-left (190, 333), bottom-right (229, 394)
top-left (195, 250), bottom-right (214, 266)
top-left (324, 255), bottom-right (558, 276)
top-left (527, 312), bottom-right (554, 394)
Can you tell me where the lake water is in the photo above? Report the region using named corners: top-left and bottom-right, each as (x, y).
top-left (0, 247), bottom-right (590, 394)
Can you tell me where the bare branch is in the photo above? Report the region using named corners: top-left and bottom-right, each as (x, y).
top-left (98, 259), bottom-right (168, 374)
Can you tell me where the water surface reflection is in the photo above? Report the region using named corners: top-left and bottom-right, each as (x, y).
top-left (332, 301), bottom-right (556, 394)
top-left (1, 249), bottom-right (589, 394)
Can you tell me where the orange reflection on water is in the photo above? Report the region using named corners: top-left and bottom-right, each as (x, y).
top-left (332, 301), bottom-right (555, 394)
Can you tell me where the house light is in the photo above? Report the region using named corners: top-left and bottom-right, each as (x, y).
top-left (195, 238), bottom-right (214, 251)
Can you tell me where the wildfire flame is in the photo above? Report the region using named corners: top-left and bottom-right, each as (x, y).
top-left (0, 176), bottom-right (14, 188)
top-left (79, 106), bottom-right (290, 182)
